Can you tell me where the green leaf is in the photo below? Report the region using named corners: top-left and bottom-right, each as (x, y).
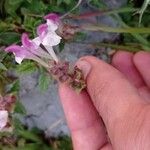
top-left (57, 0), bottom-right (63, 5)
top-left (57, 136), bottom-right (72, 150)
top-left (0, 62), bottom-right (7, 70)
top-left (14, 100), bottom-right (26, 115)
top-left (18, 130), bottom-right (42, 143)
top-left (23, 15), bottom-right (42, 33)
top-left (12, 117), bottom-right (24, 132)
top-left (4, 0), bottom-right (24, 16)
top-left (17, 61), bottom-right (37, 75)
top-left (0, 32), bottom-right (20, 45)
top-left (38, 70), bottom-right (51, 91)
top-left (17, 144), bottom-right (42, 150)
top-left (64, 0), bottom-right (71, 5)
top-left (9, 80), bottom-right (20, 93)
top-left (0, 49), bottom-right (8, 61)
top-left (22, 0), bottom-right (46, 14)
top-left (0, 21), bottom-right (13, 32)
top-left (26, 0), bottom-right (32, 3)
top-left (17, 138), bottom-right (26, 147)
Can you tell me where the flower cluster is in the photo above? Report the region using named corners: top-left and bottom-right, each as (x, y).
top-left (5, 13), bottom-right (61, 68)
top-left (0, 95), bottom-right (16, 132)
top-left (49, 61), bottom-right (86, 92)
top-left (5, 13), bottom-right (86, 92)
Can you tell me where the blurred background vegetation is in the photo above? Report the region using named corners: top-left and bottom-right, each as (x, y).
top-left (0, 0), bottom-right (149, 149)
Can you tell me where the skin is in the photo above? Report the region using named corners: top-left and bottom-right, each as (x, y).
top-left (59, 51), bottom-right (150, 150)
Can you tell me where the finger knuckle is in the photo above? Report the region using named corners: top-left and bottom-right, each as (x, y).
top-left (91, 80), bottom-right (110, 111)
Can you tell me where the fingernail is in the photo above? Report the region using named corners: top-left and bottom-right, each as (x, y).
top-left (76, 60), bottom-right (91, 79)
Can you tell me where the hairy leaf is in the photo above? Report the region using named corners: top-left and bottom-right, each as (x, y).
top-left (14, 100), bottom-right (26, 115)
top-left (0, 32), bottom-right (20, 45)
top-left (0, 62), bottom-right (7, 71)
top-left (17, 61), bottom-right (37, 75)
top-left (38, 71), bottom-right (51, 91)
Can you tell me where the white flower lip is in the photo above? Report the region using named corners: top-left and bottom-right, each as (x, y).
top-left (15, 56), bottom-right (24, 64)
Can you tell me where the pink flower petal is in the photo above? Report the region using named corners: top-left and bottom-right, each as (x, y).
top-left (32, 37), bottom-right (41, 46)
top-left (5, 45), bottom-right (32, 63)
top-left (22, 33), bottom-right (38, 49)
top-left (21, 33), bottom-right (32, 48)
top-left (5, 45), bottom-right (24, 53)
top-left (42, 32), bottom-right (61, 46)
top-left (37, 24), bottom-right (48, 37)
top-left (15, 56), bottom-right (24, 64)
top-left (46, 20), bottom-right (58, 31)
top-left (44, 13), bottom-right (59, 23)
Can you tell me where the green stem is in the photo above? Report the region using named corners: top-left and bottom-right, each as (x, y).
top-left (105, 7), bottom-right (139, 15)
top-left (70, 7), bottom-right (141, 19)
top-left (26, 13), bottom-right (43, 18)
top-left (61, 0), bottom-right (82, 18)
top-left (113, 14), bottom-right (150, 46)
top-left (82, 25), bottom-right (150, 33)
top-left (93, 43), bottom-right (143, 52)
top-left (31, 56), bottom-right (49, 68)
top-left (68, 7), bottom-right (140, 19)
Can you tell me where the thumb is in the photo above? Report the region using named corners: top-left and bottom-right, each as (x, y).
top-left (76, 56), bottom-right (146, 148)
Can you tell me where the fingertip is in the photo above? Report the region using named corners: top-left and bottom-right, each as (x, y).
top-left (112, 51), bottom-right (133, 66)
top-left (133, 51), bottom-right (150, 65)
top-left (133, 51), bottom-right (150, 74)
top-left (111, 51), bottom-right (144, 88)
top-left (133, 51), bottom-right (150, 87)
top-left (76, 56), bottom-right (107, 81)
top-left (76, 55), bottom-right (143, 137)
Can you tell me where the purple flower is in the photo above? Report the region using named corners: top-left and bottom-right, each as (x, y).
top-left (34, 13), bottom-right (62, 62)
top-left (36, 13), bottom-right (61, 47)
top-left (5, 34), bottom-right (49, 67)
top-left (5, 13), bottom-right (61, 67)
top-left (22, 33), bottom-right (51, 59)
top-left (44, 13), bottom-right (59, 24)
top-left (37, 24), bottom-right (48, 40)
top-left (36, 21), bottom-right (61, 46)
top-left (5, 44), bottom-right (33, 64)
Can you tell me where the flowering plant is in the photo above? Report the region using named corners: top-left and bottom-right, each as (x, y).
top-left (5, 13), bottom-right (86, 92)
top-left (0, 0), bottom-right (150, 148)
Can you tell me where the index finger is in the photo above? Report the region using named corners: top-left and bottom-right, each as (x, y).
top-left (59, 84), bottom-right (109, 150)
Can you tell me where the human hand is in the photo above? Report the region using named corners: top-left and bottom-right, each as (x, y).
top-left (59, 51), bottom-right (150, 150)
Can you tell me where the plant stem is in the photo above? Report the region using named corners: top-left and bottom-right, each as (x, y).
top-left (113, 14), bottom-right (150, 47)
top-left (81, 24), bottom-right (150, 33)
top-left (93, 43), bottom-right (143, 52)
top-left (68, 7), bottom-right (140, 19)
top-left (31, 56), bottom-right (49, 68)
